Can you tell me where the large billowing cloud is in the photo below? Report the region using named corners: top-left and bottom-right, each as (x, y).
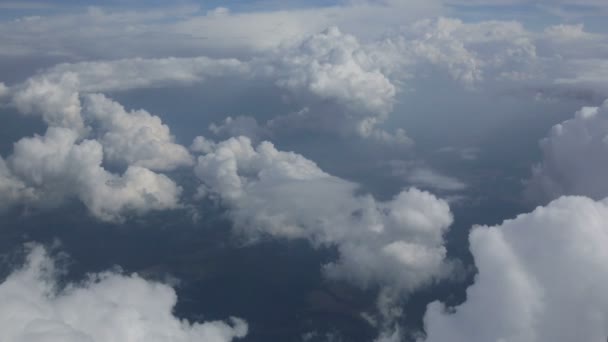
top-left (1, 127), bottom-right (181, 221)
top-left (526, 100), bottom-right (608, 201)
top-left (193, 136), bottom-right (453, 297)
top-left (268, 27), bottom-right (398, 139)
top-left (0, 244), bottom-right (248, 342)
top-left (421, 195), bottom-right (608, 342)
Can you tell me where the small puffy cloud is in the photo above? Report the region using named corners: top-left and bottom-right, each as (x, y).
top-left (83, 94), bottom-right (193, 171)
top-left (406, 168), bottom-right (466, 192)
top-left (9, 59), bottom-right (218, 172)
top-left (389, 160), bottom-right (467, 192)
top-left (194, 136), bottom-right (453, 296)
top-left (209, 116), bottom-right (267, 143)
top-left (526, 100), bottom-right (608, 201)
top-left (421, 195), bottom-right (608, 342)
top-left (190, 136), bottom-right (217, 154)
top-left (0, 243), bottom-right (248, 342)
top-left (6, 127), bottom-right (182, 221)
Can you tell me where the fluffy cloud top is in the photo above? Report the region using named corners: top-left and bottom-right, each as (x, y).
top-left (10, 69), bottom-right (198, 171)
top-left (527, 100), bottom-right (608, 201)
top-left (421, 195), bottom-right (608, 342)
top-left (13, 72), bottom-right (85, 132)
top-left (2, 127), bottom-right (181, 221)
top-left (273, 27), bottom-right (396, 119)
top-left (0, 244), bottom-right (248, 342)
top-left (194, 136), bottom-right (453, 295)
top-left (83, 94), bottom-right (192, 171)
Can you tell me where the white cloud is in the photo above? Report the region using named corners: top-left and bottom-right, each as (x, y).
top-left (12, 72), bottom-right (85, 133)
top-left (0, 243), bottom-right (248, 342)
top-left (82, 94), bottom-right (193, 171)
top-left (9, 58), bottom-right (236, 172)
top-left (6, 127), bottom-right (182, 221)
top-left (526, 100), bottom-right (608, 201)
top-left (421, 195), bottom-right (608, 342)
top-left (245, 26), bottom-right (411, 144)
top-left (193, 136), bottom-right (453, 297)
top-left (11, 56), bottom-right (247, 132)
top-left (190, 136), bottom-right (217, 154)
top-left (272, 26), bottom-right (396, 119)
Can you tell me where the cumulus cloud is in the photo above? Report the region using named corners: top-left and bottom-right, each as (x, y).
top-left (6, 57), bottom-right (230, 190)
top-left (0, 243), bottom-right (247, 342)
top-left (421, 195), bottom-right (608, 342)
top-left (526, 100), bottom-right (608, 202)
top-left (272, 26), bottom-right (396, 118)
top-left (238, 26), bottom-right (411, 144)
top-left (82, 94), bottom-right (192, 171)
top-left (193, 136), bottom-right (453, 296)
top-left (10, 56), bottom-right (247, 133)
top-left (4, 127), bottom-right (181, 221)
top-left (12, 72), bottom-right (85, 132)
